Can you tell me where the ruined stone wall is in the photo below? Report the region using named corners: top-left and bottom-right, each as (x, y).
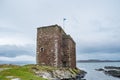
top-left (62, 35), bottom-right (76, 68)
top-left (62, 36), bottom-right (69, 67)
top-left (37, 25), bottom-right (76, 68)
top-left (37, 25), bottom-right (63, 67)
top-left (67, 37), bottom-right (76, 68)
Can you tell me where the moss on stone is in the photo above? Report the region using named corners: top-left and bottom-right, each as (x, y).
top-left (0, 64), bottom-right (85, 80)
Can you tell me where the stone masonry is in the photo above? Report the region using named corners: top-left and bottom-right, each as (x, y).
top-left (36, 24), bottom-right (76, 68)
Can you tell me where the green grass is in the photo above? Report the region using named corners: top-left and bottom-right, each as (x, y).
top-left (0, 65), bottom-right (47, 80)
top-left (0, 64), bottom-right (20, 68)
top-left (0, 64), bottom-right (81, 80)
top-left (23, 64), bottom-right (58, 72)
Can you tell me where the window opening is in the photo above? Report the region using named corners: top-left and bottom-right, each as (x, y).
top-left (40, 47), bottom-right (44, 52)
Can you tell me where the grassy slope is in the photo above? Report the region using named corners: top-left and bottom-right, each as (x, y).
top-left (0, 64), bottom-right (47, 80)
top-left (0, 64), bottom-right (83, 80)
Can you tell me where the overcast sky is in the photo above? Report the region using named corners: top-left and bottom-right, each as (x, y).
top-left (0, 0), bottom-right (120, 64)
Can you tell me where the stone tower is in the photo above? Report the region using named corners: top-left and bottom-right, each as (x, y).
top-left (36, 24), bottom-right (76, 68)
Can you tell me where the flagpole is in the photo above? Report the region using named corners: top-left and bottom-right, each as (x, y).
top-left (63, 18), bottom-right (66, 30)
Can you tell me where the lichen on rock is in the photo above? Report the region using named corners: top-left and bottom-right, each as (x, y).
top-left (30, 64), bottom-right (86, 80)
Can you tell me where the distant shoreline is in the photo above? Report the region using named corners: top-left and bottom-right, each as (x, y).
top-left (77, 60), bottom-right (120, 63)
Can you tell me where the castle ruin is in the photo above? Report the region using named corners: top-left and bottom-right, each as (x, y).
top-left (36, 24), bottom-right (76, 68)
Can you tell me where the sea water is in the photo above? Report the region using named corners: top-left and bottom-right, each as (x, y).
top-left (77, 62), bottom-right (120, 80)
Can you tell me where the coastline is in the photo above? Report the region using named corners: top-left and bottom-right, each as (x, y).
top-left (0, 64), bottom-right (86, 80)
top-left (96, 66), bottom-right (120, 78)
top-left (77, 60), bottom-right (120, 63)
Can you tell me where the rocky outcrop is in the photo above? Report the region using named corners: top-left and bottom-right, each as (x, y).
top-left (32, 66), bottom-right (86, 80)
top-left (95, 66), bottom-right (120, 78)
top-left (0, 64), bottom-right (86, 80)
top-left (104, 66), bottom-right (120, 78)
top-left (95, 68), bottom-right (104, 71)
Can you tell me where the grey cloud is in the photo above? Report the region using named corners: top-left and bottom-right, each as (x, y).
top-left (0, 61), bottom-right (35, 65)
top-left (0, 0), bottom-right (120, 61)
top-left (80, 46), bottom-right (120, 53)
top-left (0, 44), bottom-right (35, 57)
top-left (78, 42), bottom-right (120, 53)
top-left (77, 53), bottom-right (120, 60)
